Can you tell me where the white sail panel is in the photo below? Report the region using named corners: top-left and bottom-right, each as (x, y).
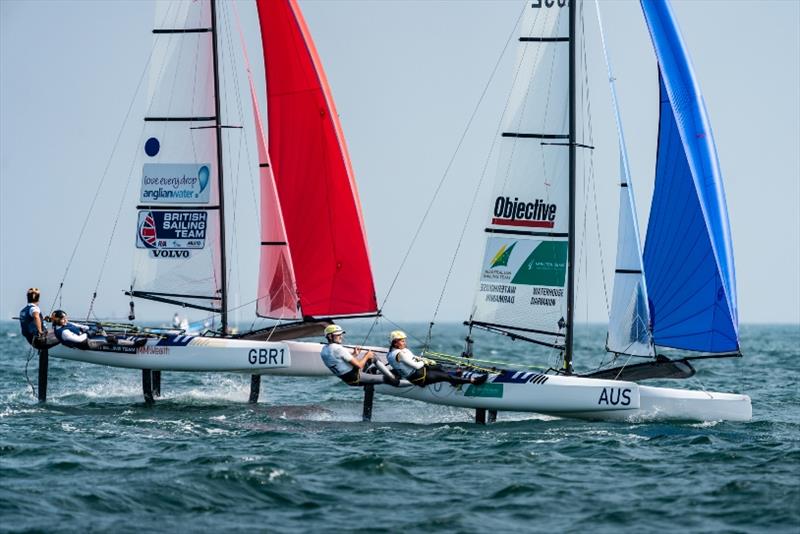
top-left (472, 236), bottom-right (567, 344)
top-left (131, 0), bottom-right (222, 311)
top-left (471, 1), bottom-right (570, 343)
top-left (594, 1), bottom-right (654, 357)
top-left (607, 156), bottom-right (653, 356)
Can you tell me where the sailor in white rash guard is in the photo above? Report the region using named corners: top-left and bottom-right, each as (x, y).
top-left (386, 330), bottom-right (486, 387)
top-left (320, 325), bottom-right (399, 386)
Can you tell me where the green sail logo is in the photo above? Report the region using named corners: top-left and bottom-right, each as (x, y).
top-left (490, 242), bottom-right (517, 268)
top-left (511, 241), bottom-right (568, 286)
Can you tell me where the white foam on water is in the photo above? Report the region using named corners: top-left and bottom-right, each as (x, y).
top-left (0, 406), bottom-right (41, 418)
top-left (175, 376), bottom-right (251, 403)
top-left (268, 468), bottom-right (286, 481)
top-left (690, 420), bottom-right (721, 428)
top-left (60, 422), bottom-right (78, 432)
top-left (56, 378), bottom-right (143, 402)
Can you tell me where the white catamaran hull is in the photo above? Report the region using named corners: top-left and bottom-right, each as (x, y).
top-left (47, 337), bottom-right (751, 421)
top-left (47, 336), bottom-right (333, 376)
top-left (376, 373), bottom-right (752, 422)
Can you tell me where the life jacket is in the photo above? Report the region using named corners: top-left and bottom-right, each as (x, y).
top-left (19, 303), bottom-right (41, 339)
top-left (54, 323), bottom-right (87, 348)
top-left (387, 348), bottom-right (422, 379)
top-left (320, 343), bottom-right (356, 376)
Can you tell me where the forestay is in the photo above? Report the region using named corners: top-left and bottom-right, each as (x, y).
top-left (641, 0), bottom-right (739, 354)
top-left (131, 0), bottom-right (223, 313)
top-left (470, 1), bottom-right (571, 348)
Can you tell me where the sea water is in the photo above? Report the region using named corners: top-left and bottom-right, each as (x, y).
top-left (1, 321), bottom-right (797, 532)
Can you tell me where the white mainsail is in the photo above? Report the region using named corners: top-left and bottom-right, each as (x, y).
top-left (471, 3), bottom-right (571, 347)
top-left (131, 0), bottom-right (223, 313)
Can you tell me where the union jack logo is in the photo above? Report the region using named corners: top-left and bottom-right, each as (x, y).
top-left (139, 212), bottom-right (157, 248)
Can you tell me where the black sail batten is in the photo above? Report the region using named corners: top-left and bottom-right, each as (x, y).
top-left (144, 116), bottom-right (216, 122)
top-left (519, 37), bottom-right (569, 43)
top-left (153, 28), bottom-right (212, 34)
top-left (501, 132), bottom-right (569, 139)
top-left (484, 227), bottom-right (569, 238)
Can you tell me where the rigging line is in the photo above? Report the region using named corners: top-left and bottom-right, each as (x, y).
top-left (500, 4), bottom-right (548, 195)
top-left (220, 3), bottom-right (248, 313)
top-left (425, 351), bottom-right (549, 373)
top-left (23, 347), bottom-right (37, 398)
top-left (187, 5), bottom-right (204, 171)
top-left (88, 120), bottom-right (149, 321)
top-left (428, 21), bottom-right (529, 328)
top-left (594, 0), bottom-right (649, 326)
top-left (230, 0), bottom-right (265, 230)
top-left (577, 2), bottom-right (591, 324)
top-left (53, 42), bottom-right (156, 308)
top-left (374, 1), bottom-right (529, 320)
top-left (582, 13), bottom-right (609, 316)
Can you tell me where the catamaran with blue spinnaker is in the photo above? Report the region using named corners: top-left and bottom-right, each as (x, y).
top-left (40, 0), bottom-right (749, 422)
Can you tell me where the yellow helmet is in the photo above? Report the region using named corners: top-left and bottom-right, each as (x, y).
top-left (324, 324), bottom-right (345, 336)
top-left (389, 330), bottom-right (407, 342)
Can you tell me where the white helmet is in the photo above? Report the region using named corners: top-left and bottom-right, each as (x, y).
top-left (324, 324), bottom-right (345, 337)
top-left (389, 330), bottom-right (407, 342)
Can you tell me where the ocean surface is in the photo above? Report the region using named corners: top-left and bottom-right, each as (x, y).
top-left (1, 321), bottom-right (798, 533)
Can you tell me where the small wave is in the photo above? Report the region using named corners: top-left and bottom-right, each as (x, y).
top-left (491, 483), bottom-right (545, 498)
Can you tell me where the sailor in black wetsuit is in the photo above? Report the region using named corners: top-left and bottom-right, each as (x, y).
top-left (386, 331), bottom-right (487, 387)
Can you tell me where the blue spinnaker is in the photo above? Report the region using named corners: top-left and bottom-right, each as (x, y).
top-left (640, 0), bottom-right (739, 353)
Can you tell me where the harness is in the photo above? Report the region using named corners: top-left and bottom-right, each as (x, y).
top-left (339, 368), bottom-right (361, 386)
top-left (407, 367), bottom-right (428, 385)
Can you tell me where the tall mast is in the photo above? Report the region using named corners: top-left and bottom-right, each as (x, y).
top-left (564, 0), bottom-right (578, 373)
top-left (210, 0), bottom-right (229, 333)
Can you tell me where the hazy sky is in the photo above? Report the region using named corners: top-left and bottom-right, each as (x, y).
top-left (1, 0), bottom-right (798, 327)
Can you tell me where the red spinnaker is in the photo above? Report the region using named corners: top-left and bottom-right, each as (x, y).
top-left (256, 0), bottom-right (377, 317)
